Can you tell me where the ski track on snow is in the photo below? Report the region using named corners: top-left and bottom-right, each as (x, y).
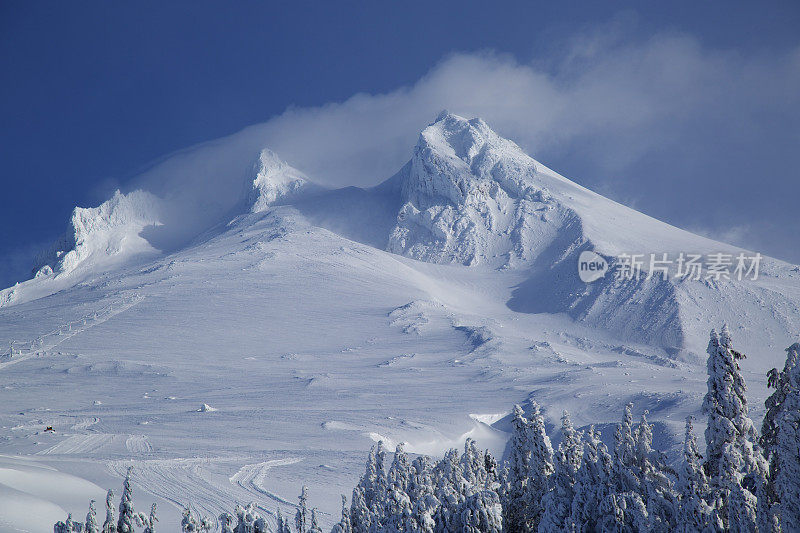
top-left (125, 434), bottom-right (153, 454)
top-left (37, 433), bottom-right (115, 455)
top-left (229, 458), bottom-right (302, 507)
top-left (0, 294), bottom-right (144, 371)
top-left (71, 417), bottom-right (100, 430)
top-left (105, 456), bottom-right (301, 527)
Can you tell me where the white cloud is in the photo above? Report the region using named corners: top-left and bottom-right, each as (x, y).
top-left (127, 31), bottom-right (800, 261)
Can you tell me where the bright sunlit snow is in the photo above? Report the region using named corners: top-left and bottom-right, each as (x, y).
top-left (1, 113), bottom-right (798, 529)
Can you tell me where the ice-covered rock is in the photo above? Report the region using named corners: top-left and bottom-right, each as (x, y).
top-left (387, 112), bottom-right (572, 267)
top-left (249, 149), bottom-right (318, 213)
top-left (33, 190), bottom-right (163, 278)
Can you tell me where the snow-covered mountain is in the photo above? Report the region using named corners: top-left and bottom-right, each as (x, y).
top-left (0, 113), bottom-right (798, 528)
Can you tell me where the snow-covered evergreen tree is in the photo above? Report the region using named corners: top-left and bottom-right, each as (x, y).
top-left (766, 342), bottom-right (800, 531)
top-left (408, 456), bottom-right (438, 533)
top-left (456, 489), bottom-right (503, 532)
top-left (182, 505), bottom-right (205, 532)
top-left (181, 506), bottom-right (197, 532)
top-left (219, 512), bottom-right (235, 533)
top-left (524, 402), bottom-right (554, 530)
top-left (721, 443), bottom-right (761, 532)
top-left (702, 326), bottom-right (768, 529)
top-left (634, 412), bottom-right (676, 531)
top-left (384, 484), bottom-right (415, 532)
top-left (762, 343), bottom-right (800, 459)
top-left (539, 411), bottom-right (582, 533)
top-left (349, 485), bottom-right (371, 533)
top-left (503, 403), bottom-right (553, 533)
top-left (231, 503), bottom-right (262, 533)
top-left (605, 404), bottom-right (649, 530)
top-left (570, 426), bottom-right (612, 532)
top-left (117, 467), bottom-right (136, 533)
top-left (676, 417), bottom-right (719, 532)
top-left (140, 504), bottom-right (157, 533)
top-left (612, 403), bottom-right (640, 494)
top-left (432, 448), bottom-right (464, 532)
top-left (775, 388), bottom-right (800, 531)
top-left (460, 438), bottom-right (488, 488)
top-left (331, 495), bottom-right (352, 533)
top-left (295, 486), bottom-right (310, 533)
top-left (275, 508), bottom-right (292, 533)
top-left (762, 342), bottom-right (800, 531)
top-left (352, 442), bottom-right (388, 530)
top-left (103, 490), bottom-right (116, 533)
top-left (54, 514), bottom-right (79, 533)
top-left (388, 443), bottom-right (412, 494)
top-left (85, 500), bottom-right (100, 533)
top-left (308, 509), bottom-right (322, 533)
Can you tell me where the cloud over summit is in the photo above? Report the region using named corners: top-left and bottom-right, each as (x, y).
top-left (112, 30), bottom-right (800, 265)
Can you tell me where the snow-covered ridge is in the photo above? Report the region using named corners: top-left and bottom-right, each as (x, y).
top-left (384, 112), bottom-right (736, 269)
top-left (4, 112), bottom-right (799, 354)
top-left (33, 189), bottom-right (164, 278)
top-left (2, 149), bottom-right (317, 308)
top-left (0, 190), bottom-right (163, 308)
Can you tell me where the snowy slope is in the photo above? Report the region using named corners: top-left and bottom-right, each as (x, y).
top-left (0, 113), bottom-right (798, 530)
top-left (295, 112), bottom-right (800, 353)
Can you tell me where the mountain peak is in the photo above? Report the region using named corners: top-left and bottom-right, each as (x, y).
top-left (387, 114), bottom-right (561, 267)
top-left (419, 112), bottom-right (504, 167)
top-left (249, 149), bottom-right (318, 213)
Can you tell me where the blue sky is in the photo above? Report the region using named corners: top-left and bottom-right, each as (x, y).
top-left (1, 1), bottom-right (799, 287)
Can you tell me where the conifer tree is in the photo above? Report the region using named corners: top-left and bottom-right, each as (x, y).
top-left (85, 500), bottom-right (100, 533)
top-left (349, 485), bottom-right (371, 533)
top-left (181, 506), bottom-right (197, 532)
top-left (612, 403), bottom-right (640, 493)
top-left (702, 327), bottom-right (767, 529)
top-left (276, 508), bottom-right (293, 533)
top-left (308, 509), bottom-right (322, 533)
top-left (432, 448), bottom-right (464, 532)
top-left (219, 512), bottom-right (235, 533)
top-left (762, 342), bottom-right (800, 530)
top-left (457, 489), bottom-right (503, 532)
top-left (103, 490), bottom-right (116, 533)
top-left (385, 484), bottom-right (415, 532)
top-left (570, 426), bottom-right (612, 532)
top-left (539, 411), bottom-right (582, 532)
top-left (295, 486), bottom-right (309, 533)
top-left (407, 455), bottom-right (438, 533)
top-left (605, 404), bottom-right (649, 529)
top-left (767, 342), bottom-right (800, 530)
top-left (503, 403), bottom-right (553, 532)
top-left (142, 503), bottom-right (157, 533)
top-left (117, 467), bottom-right (136, 533)
top-left (634, 412), bottom-right (676, 531)
top-left (331, 495), bottom-right (352, 533)
top-left (460, 438), bottom-right (488, 488)
top-left (676, 417), bottom-right (719, 532)
top-left (353, 441), bottom-right (388, 529)
top-left (408, 455), bottom-right (435, 502)
top-left (388, 443), bottom-right (412, 493)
